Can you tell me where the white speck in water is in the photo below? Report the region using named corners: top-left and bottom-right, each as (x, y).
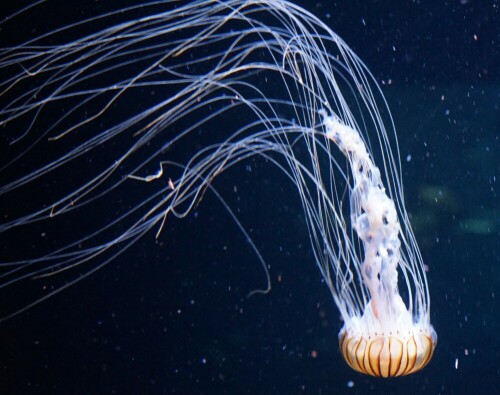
top-left (406, 154), bottom-right (412, 162)
top-left (347, 380), bottom-right (354, 388)
top-left (455, 358), bottom-right (459, 369)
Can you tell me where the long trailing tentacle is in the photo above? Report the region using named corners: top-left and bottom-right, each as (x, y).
top-left (0, 0), bottom-right (429, 331)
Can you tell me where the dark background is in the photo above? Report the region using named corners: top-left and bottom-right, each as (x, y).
top-left (0, 0), bottom-right (498, 394)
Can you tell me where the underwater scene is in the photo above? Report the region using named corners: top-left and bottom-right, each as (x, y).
top-left (0, 0), bottom-right (497, 393)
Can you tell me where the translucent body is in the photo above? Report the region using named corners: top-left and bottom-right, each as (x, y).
top-left (0, 0), bottom-right (436, 376)
top-left (324, 114), bottom-right (437, 375)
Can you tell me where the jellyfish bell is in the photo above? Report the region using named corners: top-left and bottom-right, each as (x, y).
top-left (339, 303), bottom-right (437, 377)
top-left (0, 0), bottom-right (436, 377)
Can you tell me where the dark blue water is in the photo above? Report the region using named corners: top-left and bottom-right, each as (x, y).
top-left (0, 1), bottom-right (498, 393)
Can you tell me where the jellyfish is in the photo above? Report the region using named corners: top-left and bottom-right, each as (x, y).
top-left (0, 0), bottom-right (436, 377)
